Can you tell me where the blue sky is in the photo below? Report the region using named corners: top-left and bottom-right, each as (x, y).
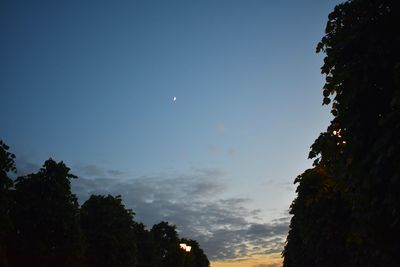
top-left (1, 1), bottom-right (342, 265)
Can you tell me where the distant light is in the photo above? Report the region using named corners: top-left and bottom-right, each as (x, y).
top-left (180, 243), bottom-right (191, 252)
top-left (173, 96), bottom-right (177, 102)
top-left (333, 129), bottom-right (342, 138)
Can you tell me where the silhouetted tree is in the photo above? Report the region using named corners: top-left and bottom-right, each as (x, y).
top-left (0, 141), bottom-right (16, 266)
top-left (283, 167), bottom-right (351, 267)
top-left (0, 140), bottom-right (211, 267)
top-left (11, 159), bottom-right (85, 267)
top-left (284, 0), bottom-right (400, 266)
top-left (315, 1), bottom-right (400, 265)
top-left (80, 195), bottom-right (137, 267)
top-left (151, 221), bottom-right (183, 267)
top-left (135, 222), bottom-right (154, 267)
top-left (180, 238), bottom-right (210, 267)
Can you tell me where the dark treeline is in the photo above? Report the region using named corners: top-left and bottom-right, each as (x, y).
top-left (0, 142), bottom-right (210, 267)
top-left (284, 0), bottom-right (400, 266)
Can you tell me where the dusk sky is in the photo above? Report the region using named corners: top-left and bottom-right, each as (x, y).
top-left (1, 1), bottom-right (342, 266)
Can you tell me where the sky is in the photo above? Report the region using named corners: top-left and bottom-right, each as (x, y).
top-left (0, 1), bottom-right (342, 266)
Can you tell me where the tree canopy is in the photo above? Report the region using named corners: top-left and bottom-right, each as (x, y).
top-left (11, 159), bottom-right (85, 267)
top-left (151, 221), bottom-right (184, 267)
top-left (81, 194), bottom-right (137, 267)
top-left (0, 140), bottom-right (210, 267)
top-left (0, 140), bottom-right (17, 266)
top-left (180, 238), bottom-right (210, 267)
top-left (135, 222), bottom-right (155, 267)
top-left (284, 0), bottom-right (400, 266)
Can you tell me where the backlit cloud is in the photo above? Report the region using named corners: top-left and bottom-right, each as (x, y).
top-left (11, 157), bottom-right (288, 262)
top-left (71, 167), bottom-right (289, 261)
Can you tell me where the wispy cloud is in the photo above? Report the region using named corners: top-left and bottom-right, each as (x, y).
top-left (74, 163), bottom-right (127, 178)
top-left (11, 157), bottom-right (288, 262)
top-left (13, 155), bottom-right (40, 177)
top-left (214, 123), bottom-right (226, 133)
top-left (71, 167), bottom-right (289, 261)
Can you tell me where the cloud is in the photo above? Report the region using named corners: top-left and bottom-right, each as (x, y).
top-left (14, 156), bottom-right (40, 177)
top-left (215, 123), bottom-right (226, 133)
top-left (10, 156), bottom-right (289, 262)
top-left (207, 145), bottom-right (238, 158)
top-left (74, 164), bottom-right (127, 178)
top-left (107, 169), bottom-right (126, 176)
top-left (71, 167), bottom-right (289, 261)
top-left (208, 145), bottom-right (218, 154)
top-left (227, 147), bottom-right (236, 157)
top-left (75, 164), bottom-right (104, 177)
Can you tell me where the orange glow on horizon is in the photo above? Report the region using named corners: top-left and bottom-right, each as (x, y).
top-left (211, 253), bottom-right (283, 267)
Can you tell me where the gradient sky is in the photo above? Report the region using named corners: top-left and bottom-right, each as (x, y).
top-left (1, 1), bottom-right (342, 266)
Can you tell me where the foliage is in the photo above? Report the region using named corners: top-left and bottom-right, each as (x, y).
top-left (80, 194), bottom-right (137, 267)
top-left (283, 167), bottom-right (351, 267)
top-left (135, 221), bottom-right (210, 267)
top-left (11, 159), bottom-right (85, 267)
top-left (151, 221), bottom-right (184, 267)
top-left (180, 238), bottom-right (210, 267)
top-left (0, 140), bottom-right (210, 267)
top-left (0, 140), bottom-right (16, 266)
top-left (135, 222), bottom-right (155, 267)
top-left (0, 140), bottom-right (16, 185)
top-left (284, 0), bottom-right (400, 266)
